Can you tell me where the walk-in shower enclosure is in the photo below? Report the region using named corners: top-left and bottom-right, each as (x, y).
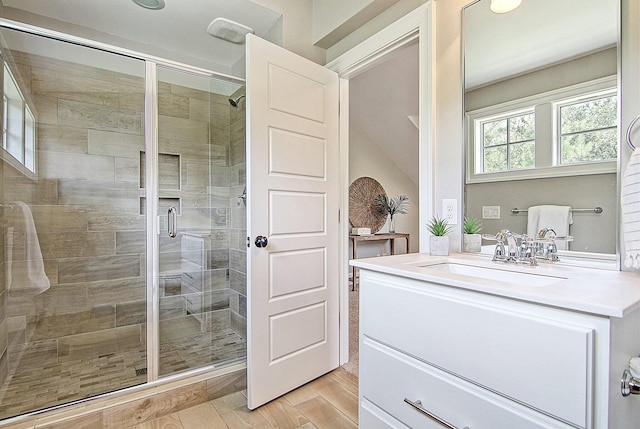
top-left (0, 24), bottom-right (247, 420)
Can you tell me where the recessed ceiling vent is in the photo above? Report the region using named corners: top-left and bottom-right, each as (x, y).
top-left (207, 18), bottom-right (254, 44)
top-left (132, 0), bottom-right (165, 10)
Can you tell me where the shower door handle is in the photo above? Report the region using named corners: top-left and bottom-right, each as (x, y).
top-left (168, 206), bottom-right (177, 238)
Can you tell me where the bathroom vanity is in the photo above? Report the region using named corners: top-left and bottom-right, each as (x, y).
top-left (352, 253), bottom-right (640, 428)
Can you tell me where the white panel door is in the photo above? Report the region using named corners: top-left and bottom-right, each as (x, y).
top-left (246, 34), bottom-right (340, 409)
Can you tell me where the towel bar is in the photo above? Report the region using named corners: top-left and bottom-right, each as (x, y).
top-left (511, 207), bottom-right (603, 214)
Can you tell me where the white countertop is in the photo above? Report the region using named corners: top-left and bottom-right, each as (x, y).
top-left (350, 252), bottom-right (640, 318)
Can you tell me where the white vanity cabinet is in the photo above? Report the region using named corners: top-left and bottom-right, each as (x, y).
top-left (356, 264), bottom-right (640, 429)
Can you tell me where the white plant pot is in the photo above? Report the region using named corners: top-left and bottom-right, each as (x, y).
top-left (463, 233), bottom-right (482, 253)
top-left (429, 235), bottom-right (450, 256)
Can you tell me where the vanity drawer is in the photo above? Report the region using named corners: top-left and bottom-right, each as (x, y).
top-left (361, 338), bottom-right (575, 429)
top-left (360, 399), bottom-right (410, 429)
top-left (361, 271), bottom-right (598, 428)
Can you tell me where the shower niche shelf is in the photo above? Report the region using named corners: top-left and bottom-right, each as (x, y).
top-left (140, 151), bottom-right (181, 190)
top-left (139, 151), bottom-right (183, 217)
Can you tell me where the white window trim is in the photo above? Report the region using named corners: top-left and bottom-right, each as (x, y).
top-left (466, 76), bottom-right (617, 184)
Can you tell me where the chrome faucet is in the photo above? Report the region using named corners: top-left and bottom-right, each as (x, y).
top-left (504, 231), bottom-right (519, 259)
top-left (494, 230), bottom-right (517, 261)
top-left (492, 230), bottom-right (538, 266)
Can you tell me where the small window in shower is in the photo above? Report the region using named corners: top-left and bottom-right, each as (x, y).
top-left (2, 63), bottom-right (36, 174)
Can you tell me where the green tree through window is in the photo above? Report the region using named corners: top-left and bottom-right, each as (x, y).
top-left (559, 94), bottom-right (617, 164)
top-left (481, 112), bottom-right (535, 173)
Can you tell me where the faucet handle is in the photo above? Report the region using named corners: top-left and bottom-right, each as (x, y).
top-left (495, 229), bottom-right (510, 241)
top-left (492, 242), bottom-right (506, 261)
top-left (547, 242), bottom-right (559, 261)
top-left (537, 227), bottom-right (556, 239)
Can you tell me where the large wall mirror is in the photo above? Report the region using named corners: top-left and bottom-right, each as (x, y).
top-left (463, 0), bottom-right (619, 260)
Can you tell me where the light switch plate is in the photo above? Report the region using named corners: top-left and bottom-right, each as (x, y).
top-left (442, 199), bottom-right (458, 224)
top-left (482, 205), bottom-right (501, 219)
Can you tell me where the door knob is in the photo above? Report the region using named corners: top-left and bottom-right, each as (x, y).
top-left (255, 236), bottom-right (268, 248)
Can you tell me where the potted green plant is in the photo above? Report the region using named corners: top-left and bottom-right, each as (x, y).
top-left (374, 194), bottom-right (409, 233)
top-left (427, 215), bottom-right (453, 256)
top-left (462, 217), bottom-right (483, 253)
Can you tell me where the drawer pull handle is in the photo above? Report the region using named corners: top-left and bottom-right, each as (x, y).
top-left (404, 398), bottom-right (469, 429)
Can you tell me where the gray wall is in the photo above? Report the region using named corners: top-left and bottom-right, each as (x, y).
top-left (466, 173), bottom-right (617, 253)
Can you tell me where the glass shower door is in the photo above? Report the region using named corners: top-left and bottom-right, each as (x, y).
top-left (155, 67), bottom-right (246, 377)
top-left (0, 28), bottom-right (147, 419)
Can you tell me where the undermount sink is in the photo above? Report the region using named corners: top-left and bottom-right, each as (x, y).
top-left (419, 262), bottom-right (567, 287)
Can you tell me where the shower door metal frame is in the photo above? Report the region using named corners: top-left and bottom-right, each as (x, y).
top-left (0, 16), bottom-right (246, 388)
top-left (144, 61), bottom-right (160, 382)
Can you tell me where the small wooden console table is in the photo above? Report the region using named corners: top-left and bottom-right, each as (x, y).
top-left (349, 233), bottom-right (410, 289)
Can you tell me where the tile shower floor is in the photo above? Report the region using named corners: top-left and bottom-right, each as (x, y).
top-left (0, 327), bottom-right (246, 420)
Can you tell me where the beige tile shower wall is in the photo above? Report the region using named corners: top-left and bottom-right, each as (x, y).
top-left (1, 50), bottom-right (235, 377)
top-left (157, 82), bottom-right (233, 334)
top-left (2, 50), bottom-right (148, 375)
top-left (227, 91), bottom-right (246, 340)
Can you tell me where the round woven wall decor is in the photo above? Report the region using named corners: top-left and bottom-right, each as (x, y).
top-left (349, 176), bottom-right (387, 233)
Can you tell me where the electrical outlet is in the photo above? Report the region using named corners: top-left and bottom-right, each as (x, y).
top-left (442, 199), bottom-right (457, 225)
top-left (482, 206), bottom-right (501, 219)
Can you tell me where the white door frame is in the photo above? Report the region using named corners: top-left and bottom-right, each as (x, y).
top-left (325, 1), bottom-right (436, 365)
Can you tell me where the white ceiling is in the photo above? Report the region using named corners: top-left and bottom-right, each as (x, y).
top-left (465, 0), bottom-right (618, 89)
top-left (2, 0), bottom-right (282, 74)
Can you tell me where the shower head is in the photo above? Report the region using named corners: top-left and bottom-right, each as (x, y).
top-left (229, 94), bottom-right (245, 108)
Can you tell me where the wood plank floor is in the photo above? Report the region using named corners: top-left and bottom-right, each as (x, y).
top-left (131, 368), bottom-right (359, 429)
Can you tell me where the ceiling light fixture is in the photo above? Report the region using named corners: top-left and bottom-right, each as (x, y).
top-left (132, 0), bottom-right (165, 10)
top-left (207, 18), bottom-right (254, 44)
top-left (490, 0), bottom-right (522, 14)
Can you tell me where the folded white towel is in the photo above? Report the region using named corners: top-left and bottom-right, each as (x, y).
top-left (6, 202), bottom-right (50, 296)
top-left (621, 147), bottom-right (640, 269)
top-left (527, 205), bottom-right (573, 250)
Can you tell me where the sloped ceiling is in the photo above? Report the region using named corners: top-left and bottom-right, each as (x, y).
top-left (350, 42), bottom-right (419, 185)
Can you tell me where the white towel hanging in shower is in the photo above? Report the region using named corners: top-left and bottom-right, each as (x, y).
top-left (6, 201), bottom-right (50, 296)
